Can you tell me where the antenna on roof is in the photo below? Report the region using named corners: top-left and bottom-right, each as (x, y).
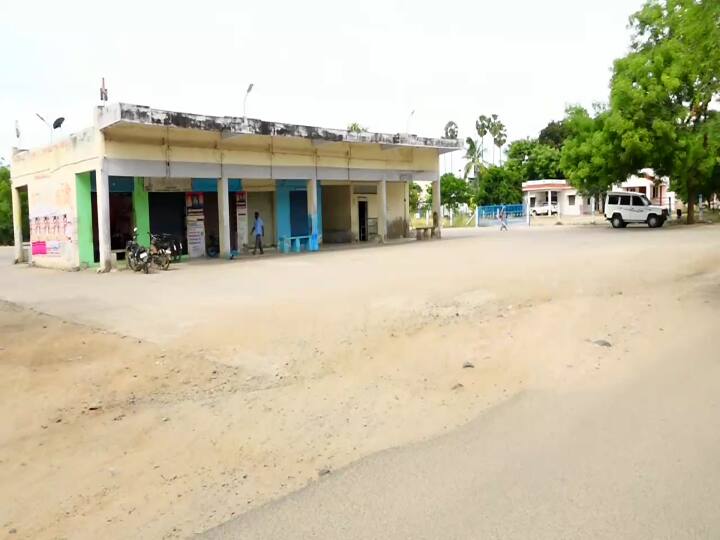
top-left (100, 77), bottom-right (108, 102)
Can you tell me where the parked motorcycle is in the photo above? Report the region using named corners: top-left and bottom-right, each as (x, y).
top-left (125, 228), bottom-right (150, 274)
top-left (206, 234), bottom-right (220, 258)
top-left (150, 232), bottom-right (183, 262)
top-left (149, 233), bottom-right (172, 271)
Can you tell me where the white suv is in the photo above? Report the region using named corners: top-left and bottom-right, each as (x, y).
top-left (604, 192), bottom-right (668, 228)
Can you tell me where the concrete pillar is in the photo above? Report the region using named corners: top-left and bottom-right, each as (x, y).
top-left (525, 191), bottom-right (531, 226)
top-left (218, 177), bottom-right (231, 258)
top-left (96, 160), bottom-right (112, 272)
top-left (547, 190), bottom-right (552, 214)
top-left (404, 180), bottom-right (411, 237)
top-left (378, 179), bottom-right (387, 242)
top-left (132, 178), bottom-right (151, 247)
top-left (348, 182), bottom-right (355, 242)
top-left (11, 185), bottom-right (24, 263)
top-left (307, 174), bottom-right (319, 250)
top-left (432, 176), bottom-right (442, 238)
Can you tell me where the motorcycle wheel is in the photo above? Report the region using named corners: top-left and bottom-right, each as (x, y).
top-left (154, 252), bottom-right (170, 270)
top-left (143, 262), bottom-right (149, 274)
top-left (126, 249), bottom-right (137, 271)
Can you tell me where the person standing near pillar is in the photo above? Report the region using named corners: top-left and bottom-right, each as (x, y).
top-left (251, 211), bottom-right (264, 255)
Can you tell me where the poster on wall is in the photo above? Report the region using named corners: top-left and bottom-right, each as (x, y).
top-left (29, 201), bottom-right (74, 258)
top-left (185, 193), bottom-right (206, 258)
top-left (236, 191), bottom-right (248, 250)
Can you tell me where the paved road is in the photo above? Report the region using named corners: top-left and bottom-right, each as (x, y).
top-left (202, 331), bottom-right (720, 540)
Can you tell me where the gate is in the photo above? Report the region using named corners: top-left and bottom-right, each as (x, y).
top-left (476, 204), bottom-right (526, 227)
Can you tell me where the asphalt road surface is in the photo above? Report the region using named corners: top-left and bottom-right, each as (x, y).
top-left (203, 328), bottom-right (720, 540)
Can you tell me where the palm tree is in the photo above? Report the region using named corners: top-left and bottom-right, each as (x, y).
top-left (487, 114), bottom-right (501, 165)
top-left (475, 115), bottom-right (490, 163)
top-left (443, 121), bottom-right (459, 139)
top-left (347, 122), bottom-right (367, 134)
top-left (463, 137), bottom-right (484, 186)
top-left (493, 120), bottom-right (507, 165)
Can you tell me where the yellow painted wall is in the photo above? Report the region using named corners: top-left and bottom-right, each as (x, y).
top-left (387, 182), bottom-right (407, 238)
top-left (322, 185), bottom-right (352, 233)
top-left (103, 125), bottom-right (439, 173)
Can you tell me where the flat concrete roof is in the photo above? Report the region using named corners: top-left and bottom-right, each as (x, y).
top-left (96, 103), bottom-right (463, 154)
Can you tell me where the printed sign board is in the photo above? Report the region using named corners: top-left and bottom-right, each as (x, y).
top-left (236, 191), bottom-right (248, 250)
top-left (185, 193), bottom-right (206, 258)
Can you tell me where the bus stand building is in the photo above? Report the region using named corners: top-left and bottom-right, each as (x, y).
top-left (10, 103), bottom-right (460, 271)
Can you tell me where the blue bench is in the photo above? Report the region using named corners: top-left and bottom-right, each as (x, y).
top-left (278, 234), bottom-right (319, 253)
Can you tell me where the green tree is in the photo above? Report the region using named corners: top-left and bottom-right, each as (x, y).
top-left (463, 137), bottom-right (485, 183)
top-left (608, 0), bottom-right (720, 223)
top-left (347, 122), bottom-right (367, 134)
top-left (0, 166), bottom-right (13, 244)
top-left (443, 121), bottom-right (458, 139)
top-left (476, 115), bottom-right (490, 163)
top-left (538, 120), bottom-right (571, 149)
top-left (487, 114), bottom-right (507, 165)
top-left (427, 173), bottom-right (471, 211)
top-left (409, 182), bottom-right (423, 213)
top-left (560, 106), bottom-right (620, 200)
top-left (505, 139), bottom-right (564, 181)
top-left (472, 166), bottom-right (522, 206)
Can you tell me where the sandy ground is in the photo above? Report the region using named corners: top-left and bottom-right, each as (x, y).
top-left (1, 224), bottom-right (719, 539)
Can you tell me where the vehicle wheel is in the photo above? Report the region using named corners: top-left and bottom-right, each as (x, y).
top-left (647, 214), bottom-right (659, 228)
top-left (531, 210), bottom-right (537, 216)
top-left (611, 214), bottom-right (624, 229)
top-left (158, 252), bottom-right (170, 270)
top-left (126, 250), bottom-right (137, 271)
top-left (143, 263), bottom-right (149, 274)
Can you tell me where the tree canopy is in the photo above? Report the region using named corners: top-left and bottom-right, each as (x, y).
top-left (505, 139), bottom-right (564, 181)
top-left (409, 182), bottom-right (423, 213)
top-left (608, 0), bottom-right (720, 222)
top-left (0, 167), bottom-right (12, 244)
top-left (427, 173), bottom-right (472, 211)
top-left (538, 120), bottom-right (570, 149)
top-left (560, 106), bottom-right (620, 198)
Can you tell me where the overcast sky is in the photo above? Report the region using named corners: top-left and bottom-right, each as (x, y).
top-left (1, 0), bottom-right (645, 170)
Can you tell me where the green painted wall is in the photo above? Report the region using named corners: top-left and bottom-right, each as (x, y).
top-left (75, 172), bottom-right (94, 266)
top-left (132, 177), bottom-right (150, 247)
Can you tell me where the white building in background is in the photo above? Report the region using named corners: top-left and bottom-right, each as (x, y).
top-left (522, 170), bottom-right (681, 218)
top-left (612, 169), bottom-right (678, 212)
top-left (521, 179), bottom-right (595, 216)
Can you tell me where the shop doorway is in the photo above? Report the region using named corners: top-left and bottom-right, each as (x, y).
top-left (358, 200), bottom-right (368, 241)
top-left (203, 192), bottom-right (219, 254)
top-left (290, 190), bottom-right (309, 236)
top-left (247, 192), bottom-right (275, 247)
top-left (148, 192), bottom-right (187, 255)
top-left (90, 192), bottom-right (133, 262)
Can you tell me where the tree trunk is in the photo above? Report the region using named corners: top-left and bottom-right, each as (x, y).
top-left (686, 188), bottom-right (696, 225)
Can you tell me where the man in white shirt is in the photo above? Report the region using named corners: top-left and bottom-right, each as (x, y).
top-left (251, 211), bottom-right (264, 255)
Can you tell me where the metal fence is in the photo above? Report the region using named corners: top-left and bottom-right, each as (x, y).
top-left (476, 204), bottom-right (526, 227)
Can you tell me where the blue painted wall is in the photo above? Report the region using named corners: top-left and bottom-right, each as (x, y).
top-left (191, 178), bottom-right (243, 192)
top-left (275, 180), bottom-right (322, 247)
top-left (290, 191), bottom-right (309, 236)
top-left (317, 182), bottom-right (323, 243)
top-left (91, 176), bottom-right (134, 193)
top-left (275, 180), bottom-right (306, 243)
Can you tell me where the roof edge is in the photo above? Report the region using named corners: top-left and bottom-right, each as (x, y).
top-left (98, 103), bottom-right (463, 151)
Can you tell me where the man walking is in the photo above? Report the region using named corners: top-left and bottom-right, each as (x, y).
top-left (499, 206), bottom-right (509, 231)
top-left (251, 211), bottom-right (264, 255)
